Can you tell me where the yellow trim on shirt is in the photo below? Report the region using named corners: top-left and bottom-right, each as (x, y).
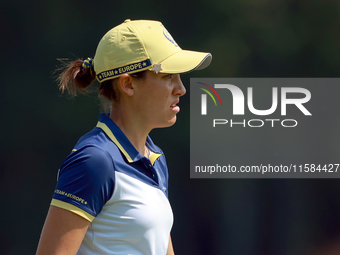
top-left (96, 121), bottom-right (133, 163)
top-left (149, 151), bottom-right (162, 165)
top-left (51, 199), bottom-right (95, 222)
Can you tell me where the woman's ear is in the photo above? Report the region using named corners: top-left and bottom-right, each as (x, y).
top-left (117, 74), bottom-right (134, 97)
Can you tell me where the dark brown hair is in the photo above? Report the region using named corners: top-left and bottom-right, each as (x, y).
top-left (56, 59), bottom-right (96, 97)
top-left (56, 59), bottom-right (147, 105)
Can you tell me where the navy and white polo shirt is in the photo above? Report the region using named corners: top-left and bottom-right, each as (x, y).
top-left (51, 113), bottom-right (173, 255)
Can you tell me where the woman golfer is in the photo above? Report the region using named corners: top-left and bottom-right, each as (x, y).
top-left (36, 19), bottom-right (211, 255)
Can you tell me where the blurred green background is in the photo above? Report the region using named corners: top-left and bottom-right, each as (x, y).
top-left (2, 0), bottom-right (340, 254)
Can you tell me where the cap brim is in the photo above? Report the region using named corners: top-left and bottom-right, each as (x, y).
top-left (158, 50), bottom-right (212, 74)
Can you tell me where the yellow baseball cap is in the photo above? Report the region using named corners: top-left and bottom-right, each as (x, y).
top-left (94, 19), bottom-right (212, 82)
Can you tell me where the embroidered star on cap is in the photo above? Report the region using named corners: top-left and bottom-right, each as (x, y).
top-left (150, 64), bottom-right (163, 74)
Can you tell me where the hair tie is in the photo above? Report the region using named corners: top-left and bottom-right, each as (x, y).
top-left (82, 57), bottom-right (94, 76)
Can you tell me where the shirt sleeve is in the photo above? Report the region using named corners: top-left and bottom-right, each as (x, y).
top-left (51, 145), bottom-right (115, 221)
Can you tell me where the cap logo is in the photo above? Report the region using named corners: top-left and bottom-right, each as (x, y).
top-left (97, 59), bottom-right (152, 82)
top-left (162, 25), bottom-right (178, 47)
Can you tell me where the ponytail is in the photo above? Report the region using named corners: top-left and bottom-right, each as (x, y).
top-left (56, 58), bottom-right (96, 97)
top-left (55, 58), bottom-right (147, 112)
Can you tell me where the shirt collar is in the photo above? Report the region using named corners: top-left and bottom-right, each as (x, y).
top-left (96, 113), bottom-right (162, 164)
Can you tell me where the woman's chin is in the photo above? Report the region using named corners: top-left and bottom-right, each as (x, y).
top-left (155, 116), bottom-right (177, 129)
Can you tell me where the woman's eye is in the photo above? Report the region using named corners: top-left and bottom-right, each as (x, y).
top-left (165, 74), bottom-right (172, 79)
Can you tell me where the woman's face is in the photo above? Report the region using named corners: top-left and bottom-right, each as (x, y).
top-left (132, 71), bottom-right (186, 130)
